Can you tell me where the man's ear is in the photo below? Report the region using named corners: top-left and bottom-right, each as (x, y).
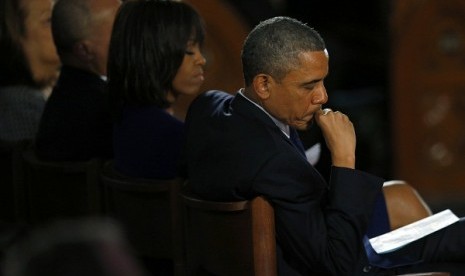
top-left (253, 74), bottom-right (271, 100)
top-left (73, 41), bottom-right (94, 62)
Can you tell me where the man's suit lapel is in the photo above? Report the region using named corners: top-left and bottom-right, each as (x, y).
top-left (231, 92), bottom-right (307, 160)
top-left (231, 92), bottom-right (278, 130)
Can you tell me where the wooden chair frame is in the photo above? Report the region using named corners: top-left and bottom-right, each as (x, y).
top-left (180, 191), bottom-right (449, 276)
top-left (99, 161), bottom-right (184, 275)
top-left (19, 149), bottom-right (103, 223)
top-left (0, 139), bottom-right (31, 222)
top-left (181, 191), bottom-right (277, 276)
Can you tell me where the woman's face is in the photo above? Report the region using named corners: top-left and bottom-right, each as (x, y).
top-left (171, 41), bottom-right (206, 98)
top-left (20, 0), bottom-right (60, 88)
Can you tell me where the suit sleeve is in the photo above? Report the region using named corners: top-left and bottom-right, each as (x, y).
top-left (253, 151), bottom-right (384, 275)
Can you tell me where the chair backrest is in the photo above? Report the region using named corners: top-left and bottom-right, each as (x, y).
top-left (19, 148), bottom-right (103, 224)
top-left (0, 139), bottom-right (31, 222)
top-left (99, 161), bottom-right (184, 274)
top-left (181, 191), bottom-right (277, 276)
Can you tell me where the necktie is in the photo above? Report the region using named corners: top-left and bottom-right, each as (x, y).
top-left (289, 128), bottom-right (306, 157)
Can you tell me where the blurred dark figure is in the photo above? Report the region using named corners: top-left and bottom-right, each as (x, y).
top-left (1, 218), bottom-right (147, 276)
top-left (35, 0), bottom-right (120, 161)
top-left (0, 0), bottom-right (60, 142)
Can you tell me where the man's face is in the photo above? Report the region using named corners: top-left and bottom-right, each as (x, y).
top-left (263, 50), bottom-right (329, 130)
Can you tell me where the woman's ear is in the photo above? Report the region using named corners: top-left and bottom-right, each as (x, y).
top-left (253, 74), bottom-right (271, 100)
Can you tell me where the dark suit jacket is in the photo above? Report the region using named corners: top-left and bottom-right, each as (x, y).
top-left (184, 90), bottom-right (385, 275)
top-left (36, 66), bottom-right (113, 161)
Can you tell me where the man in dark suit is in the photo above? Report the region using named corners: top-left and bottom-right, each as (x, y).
top-left (35, 0), bottom-right (121, 161)
top-left (184, 16), bottom-right (465, 275)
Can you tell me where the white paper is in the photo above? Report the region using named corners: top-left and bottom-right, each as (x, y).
top-left (369, 209), bottom-right (460, 254)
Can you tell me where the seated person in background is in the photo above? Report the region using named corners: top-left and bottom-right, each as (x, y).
top-left (1, 218), bottom-right (147, 276)
top-left (184, 16), bottom-right (465, 275)
top-left (35, 0), bottom-right (120, 161)
top-left (107, 0), bottom-right (206, 179)
top-left (0, 0), bottom-right (60, 142)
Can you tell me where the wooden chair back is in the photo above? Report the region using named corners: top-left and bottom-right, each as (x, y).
top-left (0, 139), bottom-right (31, 222)
top-left (180, 190), bottom-right (450, 276)
top-left (99, 161), bottom-right (184, 274)
top-left (181, 191), bottom-right (277, 276)
top-left (20, 149), bottom-right (103, 224)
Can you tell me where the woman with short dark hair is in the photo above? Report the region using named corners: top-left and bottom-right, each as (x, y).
top-left (108, 0), bottom-right (206, 179)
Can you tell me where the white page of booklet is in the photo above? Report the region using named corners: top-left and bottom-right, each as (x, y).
top-left (369, 209), bottom-right (460, 254)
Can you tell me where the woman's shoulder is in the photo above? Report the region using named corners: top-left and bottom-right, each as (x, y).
top-left (0, 86), bottom-right (46, 111)
top-left (118, 105), bottom-right (184, 132)
top-left (0, 85), bottom-right (45, 103)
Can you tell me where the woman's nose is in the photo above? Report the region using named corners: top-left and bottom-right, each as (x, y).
top-left (197, 52), bottom-right (207, 66)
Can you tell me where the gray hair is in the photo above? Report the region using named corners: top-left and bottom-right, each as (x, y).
top-left (241, 16), bottom-right (326, 86)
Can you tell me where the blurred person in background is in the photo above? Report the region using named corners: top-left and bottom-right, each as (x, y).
top-left (0, 0), bottom-right (60, 142)
top-left (35, 0), bottom-right (120, 161)
top-left (1, 218), bottom-right (147, 276)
